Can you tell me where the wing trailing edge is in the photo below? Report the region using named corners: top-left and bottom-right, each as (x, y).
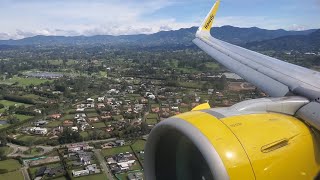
top-left (193, 0), bottom-right (320, 102)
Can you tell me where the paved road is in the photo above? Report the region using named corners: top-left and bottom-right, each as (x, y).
top-left (21, 167), bottom-right (30, 180)
top-left (7, 143), bottom-right (55, 158)
top-left (57, 138), bottom-right (117, 148)
top-left (7, 138), bottom-right (117, 158)
top-left (94, 149), bottom-right (115, 180)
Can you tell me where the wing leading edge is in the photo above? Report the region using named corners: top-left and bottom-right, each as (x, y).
top-left (194, 0), bottom-right (320, 102)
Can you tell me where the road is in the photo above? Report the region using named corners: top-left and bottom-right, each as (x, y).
top-left (21, 167), bottom-right (30, 180)
top-left (7, 143), bottom-right (55, 158)
top-left (7, 138), bottom-right (117, 158)
top-left (94, 149), bottom-right (115, 180)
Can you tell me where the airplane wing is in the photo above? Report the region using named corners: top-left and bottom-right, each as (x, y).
top-left (193, 0), bottom-right (320, 102)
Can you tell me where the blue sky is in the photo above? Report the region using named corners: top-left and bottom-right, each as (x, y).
top-left (0, 0), bottom-right (319, 39)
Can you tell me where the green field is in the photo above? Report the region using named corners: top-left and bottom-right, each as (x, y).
top-left (16, 115), bottom-right (34, 121)
top-left (112, 115), bottom-right (123, 121)
top-left (99, 71), bottom-right (108, 78)
top-left (46, 120), bottom-right (62, 127)
top-left (0, 114), bottom-right (33, 121)
top-left (131, 162), bottom-right (142, 171)
top-left (0, 146), bottom-right (13, 156)
top-left (62, 114), bottom-right (75, 120)
top-left (146, 113), bottom-right (158, 119)
top-left (17, 135), bottom-right (48, 144)
top-left (92, 122), bottom-right (106, 128)
top-left (0, 159), bottom-right (21, 171)
top-left (179, 107), bottom-right (190, 113)
top-left (0, 76), bottom-right (52, 86)
top-left (101, 146), bottom-right (132, 157)
top-left (0, 100), bottom-right (32, 108)
top-left (0, 124), bottom-right (10, 129)
top-left (146, 118), bottom-right (158, 125)
top-left (80, 131), bottom-right (89, 138)
top-left (87, 112), bottom-right (99, 118)
top-left (23, 147), bottom-right (44, 156)
top-left (52, 176), bottom-right (67, 180)
top-left (0, 170), bottom-right (24, 180)
top-left (115, 173), bottom-right (128, 180)
top-left (131, 140), bottom-right (146, 152)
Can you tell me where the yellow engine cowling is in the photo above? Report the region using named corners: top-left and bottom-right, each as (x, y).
top-left (144, 111), bottom-right (320, 180)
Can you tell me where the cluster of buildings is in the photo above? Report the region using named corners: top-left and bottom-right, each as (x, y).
top-left (66, 143), bottom-right (93, 152)
top-left (35, 166), bottom-right (65, 180)
top-left (106, 152), bottom-right (136, 173)
top-left (65, 143), bottom-right (101, 178)
top-left (28, 127), bottom-right (48, 135)
top-left (72, 164), bottom-right (100, 177)
top-left (128, 172), bottom-right (144, 180)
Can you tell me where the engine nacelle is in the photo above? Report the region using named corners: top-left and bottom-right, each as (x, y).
top-left (145, 97), bottom-right (320, 180)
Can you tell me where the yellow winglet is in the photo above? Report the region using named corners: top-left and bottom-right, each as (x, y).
top-left (192, 103), bottom-right (211, 111)
top-left (197, 0), bottom-right (220, 34)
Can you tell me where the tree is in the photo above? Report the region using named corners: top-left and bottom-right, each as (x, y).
top-left (0, 133), bottom-right (7, 146)
top-left (58, 128), bottom-right (82, 144)
top-left (8, 116), bottom-right (19, 124)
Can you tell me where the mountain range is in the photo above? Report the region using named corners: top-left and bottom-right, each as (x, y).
top-left (0, 26), bottom-right (319, 51)
top-left (245, 29), bottom-right (320, 51)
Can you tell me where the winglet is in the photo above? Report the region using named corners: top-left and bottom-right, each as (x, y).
top-left (196, 0), bottom-right (220, 37)
top-left (192, 103), bottom-right (211, 111)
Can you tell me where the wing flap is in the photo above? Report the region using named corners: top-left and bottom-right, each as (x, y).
top-left (193, 38), bottom-right (290, 97)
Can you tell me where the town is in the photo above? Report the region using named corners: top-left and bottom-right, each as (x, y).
top-left (0, 45), bottom-right (271, 180)
top-left (1, 30), bottom-right (320, 180)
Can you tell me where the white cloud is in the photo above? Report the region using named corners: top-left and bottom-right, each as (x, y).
top-left (0, 0), bottom-right (319, 40)
top-left (1, 0), bottom-right (185, 39)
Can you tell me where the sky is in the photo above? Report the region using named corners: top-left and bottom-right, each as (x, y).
top-left (0, 0), bottom-right (320, 40)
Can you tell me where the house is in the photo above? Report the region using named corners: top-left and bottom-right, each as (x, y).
top-left (48, 114), bottom-right (62, 119)
top-left (52, 91), bottom-right (62, 95)
top-left (106, 157), bottom-right (117, 164)
top-left (146, 93), bottom-right (156, 100)
top-left (128, 172), bottom-right (144, 180)
top-left (34, 109), bottom-right (42, 114)
top-left (98, 97), bottom-right (105, 102)
top-left (78, 151), bottom-right (93, 165)
top-left (208, 89), bottom-right (214, 95)
top-left (34, 121), bottom-right (48, 126)
top-left (171, 106), bottom-right (179, 111)
top-left (110, 164), bottom-right (122, 174)
top-left (72, 170), bottom-right (89, 177)
top-left (151, 107), bottom-right (160, 113)
top-left (76, 108), bottom-right (85, 112)
top-left (107, 152), bottom-right (136, 171)
top-left (63, 120), bottom-right (73, 126)
top-left (87, 98), bottom-right (94, 103)
top-left (31, 127), bottom-right (48, 135)
top-left (101, 142), bottom-right (117, 149)
top-left (88, 117), bottom-right (99, 122)
top-left (71, 127), bottom-right (78, 132)
top-left (115, 140), bottom-right (125, 146)
top-left (75, 113), bottom-right (86, 119)
top-left (97, 103), bottom-right (105, 109)
top-left (35, 166), bottom-right (47, 177)
top-left (108, 89), bottom-right (119, 94)
top-left (85, 164), bottom-right (100, 173)
top-left (45, 166), bottom-right (65, 177)
top-left (86, 103), bottom-right (95, 108)
top-left (67, 143), bottom-right (93, 152)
